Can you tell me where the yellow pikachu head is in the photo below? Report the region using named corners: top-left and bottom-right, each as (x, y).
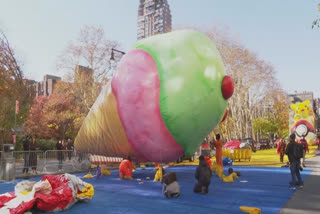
top-left (290, 100), bottom-right (312, 117)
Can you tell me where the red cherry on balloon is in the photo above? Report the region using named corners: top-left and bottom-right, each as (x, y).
top-left (222, 75), bottom-right (234, 99)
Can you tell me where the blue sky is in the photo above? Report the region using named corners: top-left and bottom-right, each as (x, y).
top-left (0, 0), bottom-right (319, 97)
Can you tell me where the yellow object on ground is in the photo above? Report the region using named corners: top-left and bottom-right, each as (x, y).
top-left (83, 173), bottom-right (94, 179)
top-left (173, 146), bottom-right (317, 167)
top-left (223, 149), bottom-right (252, 161)
top-left (239, 206), bottom-right (261, 214)
top-left (102, 167), bottom-right (111, 175)
top-left (77, 184), bottom-right (94, 199)
top-left (231, 172), bottom-right (238, 179)
top-left (168, 162), bottom-right (175, 166)
top-left (19, 191), bottom-right (29, 195)
top-left (212, 162), bottom-right (222, 177)
top-left (232, 145), bottom-right (317, 167)
top-left (222, 174), bottom-right (234, 183)
top-left (212, 162), bottom-right (238, 182)
top-left (153, 167), bottom-right (163, 182)
top-left (216, 166), bottom-right (223, 178)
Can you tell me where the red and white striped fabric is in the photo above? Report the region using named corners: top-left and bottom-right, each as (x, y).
top-left (89, 155), bottom-right (123, 165)
top-left (0, 174), bottom-right (94, 214)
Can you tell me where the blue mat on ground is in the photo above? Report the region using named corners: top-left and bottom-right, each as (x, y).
top-left (0, 166), bottom-right (311, 214)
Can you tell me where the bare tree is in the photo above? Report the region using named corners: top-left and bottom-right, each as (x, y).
top-left (0, 31), bottom-right (24, 94)
top-left (312, 3), bottom-right (320, 28)
top-left (57, 25), bottom-right (122, 83)
top-left (205, 27), bottom-right (279, 141)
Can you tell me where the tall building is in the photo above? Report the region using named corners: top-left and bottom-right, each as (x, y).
top-left (35, 74), bottom-right (61, 97)
top-left (23, 79), bottom-right (37, 98)
top-left (74, 65), bottom-right (94, 85)
top-left (137, 0), bottom-right (172, 40)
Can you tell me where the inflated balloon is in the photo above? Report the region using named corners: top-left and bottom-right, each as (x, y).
top-left (290, 100), bottom-right (316, 145)
top-left (75, 30), bottom-right (234, 162)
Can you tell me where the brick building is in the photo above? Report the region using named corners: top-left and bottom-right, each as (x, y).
top-left (35, 74), bottom-right (61, 97)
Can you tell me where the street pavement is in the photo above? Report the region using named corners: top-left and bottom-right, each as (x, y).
top-left (279, 150), bottom-right (320, 214)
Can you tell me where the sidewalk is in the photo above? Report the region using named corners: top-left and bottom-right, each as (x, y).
top-left (279, 150), bottom-right (320, 214)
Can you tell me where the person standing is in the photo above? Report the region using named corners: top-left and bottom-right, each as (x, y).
top-left (317, 136), bottom-right (320, 150)
top-left (285, 133), bottom-right (303, 189)
top-left (277, 138), bottom-right (287, 163)
top-left (298, 136), bottom-right (309, 167)
top-left (200, 140), bottom-right (210, 157)
top-left (29, 136), bottom-right (38, 174)
top-left (56, 140), bottom-right (64, 171)
top-left (67, 138), bottom-right (73, 161)
top-left (213, 134), bottom-right (223, 167)
top-left (194, 155), bottom-right (212, 194)
top-left (62, 139), bottom-right (67, 161)
top-left (22, 135), bottom-right (30, 174)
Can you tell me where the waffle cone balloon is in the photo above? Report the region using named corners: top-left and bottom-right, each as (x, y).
top-left (75, 30), bottom-right (234, 162)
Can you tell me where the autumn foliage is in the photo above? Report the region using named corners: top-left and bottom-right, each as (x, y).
top-left (0, 31), bottom-right (33, 145)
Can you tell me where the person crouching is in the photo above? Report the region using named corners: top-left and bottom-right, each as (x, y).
top-left (119, 156), bottom-right (133, 180)
top-left (162, 172), bottom-right (180, 198)
top-left (194, 155), bottom-right (212, 194)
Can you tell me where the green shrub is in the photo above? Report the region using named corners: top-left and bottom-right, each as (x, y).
top-left (37, 139), bottom-right (56, 151)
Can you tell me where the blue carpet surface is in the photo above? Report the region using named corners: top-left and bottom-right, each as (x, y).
top-left (0, 166), bottom-right (311, 214)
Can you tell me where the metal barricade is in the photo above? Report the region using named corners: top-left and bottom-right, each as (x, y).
top-left (10, 150), bottom-right (91, 178)
top-left (13, 151), bottom-right (44, 176)
top-left (73, 152), bottom-right (91, 171)
top-left (43, 150), bottom-right (84, 173)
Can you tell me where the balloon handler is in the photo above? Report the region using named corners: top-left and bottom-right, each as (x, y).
top-left (194, 155), bottom-right (212, 194)
top-left (119, 156), bottom-right (133, 180)
top-left (162, 172), bottom-right (180, 198)
top-left (154, 163), bottom-right (165, 182)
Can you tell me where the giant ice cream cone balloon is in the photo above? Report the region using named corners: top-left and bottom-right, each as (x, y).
top-left (75, 30), bottom-right (234, 162)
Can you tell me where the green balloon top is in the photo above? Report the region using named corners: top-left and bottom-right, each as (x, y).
top-left (133, 30), bottom-right (227, 156)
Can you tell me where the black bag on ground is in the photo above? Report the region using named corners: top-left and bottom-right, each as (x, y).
top-left (162, 172), bottom-right (177, 185)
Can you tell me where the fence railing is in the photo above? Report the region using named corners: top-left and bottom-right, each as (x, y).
top-left (11, 150), bottom-right (91, 177)
top-left (13, 151), bottom-right (45, 175)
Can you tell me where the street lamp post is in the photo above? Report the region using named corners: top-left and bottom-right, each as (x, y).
top-left (110, 48), bottom-right (125, 60)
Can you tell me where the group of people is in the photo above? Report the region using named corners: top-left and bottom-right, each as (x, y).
top-left (118, 155), bottom-right (213, 197)
top-left (22, 135), bottom-right (74, 174)
top-left (56, 138), bottom-right (74, 171)
top-left (277, 134), bottom-right (320, 189)
top-left (117, 134), bottom-right (224, 197)
top-left (193, 134), bottom-right (224, 194)
top-left (118, 132), bottom-right (315, 194)
top-left (277, 135), bottom-right (309, 167)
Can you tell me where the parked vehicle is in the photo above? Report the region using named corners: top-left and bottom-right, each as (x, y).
top-left (241, 138), bottom-right (257, 152)
top-left (259, 138), bottom-right (270, 149)
top-left (176, 154), bottom-right (195, 163)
